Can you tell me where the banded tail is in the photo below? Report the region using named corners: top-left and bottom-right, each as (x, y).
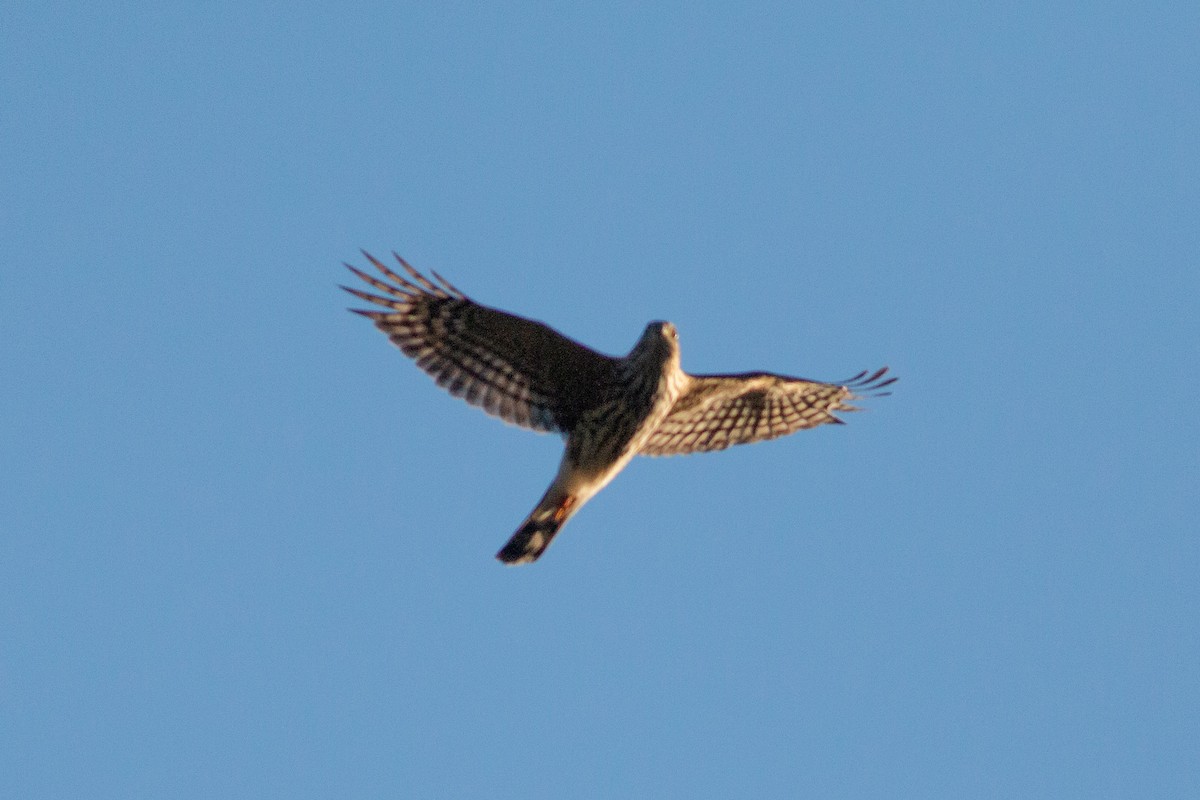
top-left (496, 493), bottom-right (579, 565)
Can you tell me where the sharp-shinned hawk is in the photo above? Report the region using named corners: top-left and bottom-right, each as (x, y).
top-left (343, 253), bottom-right (896, 565)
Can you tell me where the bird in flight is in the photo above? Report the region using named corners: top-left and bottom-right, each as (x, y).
top-left (342, 253), bottom-right (896, 565)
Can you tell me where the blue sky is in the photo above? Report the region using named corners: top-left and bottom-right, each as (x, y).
top-left (3, 2), bottom-right (1198, 797)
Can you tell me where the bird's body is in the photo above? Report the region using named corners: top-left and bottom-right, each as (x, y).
top-left (498, 321), bottom-right (689, 562)
top-left (343, 253), bottom-right (895, 564)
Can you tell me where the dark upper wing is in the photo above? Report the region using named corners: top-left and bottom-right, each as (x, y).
top-left (341, 252), bottom-right (620, 432)
top-left (639, 367), bottom-right (895, 456)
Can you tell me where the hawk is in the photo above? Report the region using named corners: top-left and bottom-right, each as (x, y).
top-left (343, 253), bottom-right (896, 565)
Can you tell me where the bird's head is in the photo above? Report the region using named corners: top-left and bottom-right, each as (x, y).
top-left (643, 320), bottom-right (679, 347)
top-left (631, 320), bottom-right (681, 371)
top-left (646, 320), bottom-right (677, 342)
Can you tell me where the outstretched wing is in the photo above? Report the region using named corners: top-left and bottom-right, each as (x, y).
top-left (638, 367), bottom-right (895, 456)
top-left (342, 252), bottom-right (620, 432)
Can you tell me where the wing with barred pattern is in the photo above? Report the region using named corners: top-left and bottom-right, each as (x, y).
top-left (638, 367), bottom-right (895, 456)
top-left (341, 252), bottom-right (620, 432)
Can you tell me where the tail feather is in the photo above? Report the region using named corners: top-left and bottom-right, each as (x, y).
top-left (496, 493), bottom-right (578, 565)
top-left (496, 516), bottom-right (564, 564)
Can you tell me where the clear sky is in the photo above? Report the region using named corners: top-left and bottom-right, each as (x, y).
top-left (3, 2), bottom-right (1198, 797)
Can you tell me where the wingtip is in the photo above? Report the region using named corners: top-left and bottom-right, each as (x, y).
top-left (429, 268), bottom-right (465, 297)
top-left (391, 251), bottom-right (444, 293)
top-left (842, 366), bottom-right (897, 393)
